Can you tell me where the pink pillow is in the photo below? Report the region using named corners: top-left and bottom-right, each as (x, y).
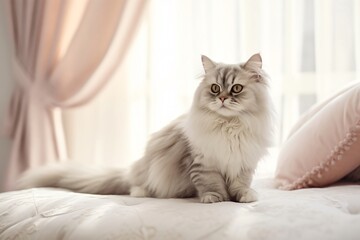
top-left (275, 82), bottom-right (360, 190)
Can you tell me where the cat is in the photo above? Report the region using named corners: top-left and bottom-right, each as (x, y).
top-left (17, 53), bottom-right (275, 203)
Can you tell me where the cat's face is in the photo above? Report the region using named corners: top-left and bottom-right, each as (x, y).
top-left (195, 54), bottom-right (269, 118)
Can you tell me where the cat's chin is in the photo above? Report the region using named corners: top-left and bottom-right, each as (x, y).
top-left (206, 104), bottom-right (240, 117)
top-left (213, 107), bottom-right (240, 118)
top-left (207, 102), bottom-right (243, 118)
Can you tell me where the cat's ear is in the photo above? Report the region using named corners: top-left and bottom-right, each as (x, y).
top-left (244, 53), bottom-right (262, 69)
top-left (201, 55), bottom-right (216, 73)
top-left (243, 53), bottom-right (265, 83)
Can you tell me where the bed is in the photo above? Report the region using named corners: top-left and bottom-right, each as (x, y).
top-left (1, 178), bottom-right (359, 240)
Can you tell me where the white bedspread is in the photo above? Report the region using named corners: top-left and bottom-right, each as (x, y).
top-left (0, 179), bottom-right (359, 240)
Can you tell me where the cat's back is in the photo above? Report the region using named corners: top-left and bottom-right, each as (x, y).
top-left (146, 114), bottom-right (189, 150)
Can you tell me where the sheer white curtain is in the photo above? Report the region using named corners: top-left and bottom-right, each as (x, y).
top-left (63, 0), bottom-right (360, 175)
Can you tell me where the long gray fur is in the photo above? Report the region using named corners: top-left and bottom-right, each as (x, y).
top-left (18, 53), bottom-right (276, 203)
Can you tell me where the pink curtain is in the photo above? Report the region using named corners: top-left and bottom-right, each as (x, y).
top-left (3, 0), bottom-right (146, 191)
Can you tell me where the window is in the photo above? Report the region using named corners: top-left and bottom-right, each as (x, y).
top-left (63, 0), bottom-right (360, 176)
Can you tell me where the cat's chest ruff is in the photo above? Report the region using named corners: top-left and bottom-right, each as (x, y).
top-left (213, 118), bottom-right (246, 136)
top-left (188, 118), bottom-right (251, 160)
top-left (204, 120), bottom-right (247, 155)
top-left (185, 114), bottom-right (262, 177)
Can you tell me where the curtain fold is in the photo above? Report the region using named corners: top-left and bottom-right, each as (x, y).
top-left (3, 0), bottom-right (146, 190)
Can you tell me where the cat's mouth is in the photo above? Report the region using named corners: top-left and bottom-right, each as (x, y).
top-left (208, 101), bottom-right (239, 117)
top-left (220, 101), bottom-right (234, 110)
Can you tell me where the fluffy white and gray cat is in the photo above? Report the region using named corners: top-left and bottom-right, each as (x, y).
top-left (18, 53), bottom-right (275, 203)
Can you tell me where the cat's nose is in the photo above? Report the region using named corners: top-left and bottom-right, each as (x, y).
top-left (219, 96), bottom-right (228, 103)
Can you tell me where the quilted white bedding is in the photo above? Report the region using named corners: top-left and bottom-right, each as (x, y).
top-left (0, 178), bottom-right (359, 240)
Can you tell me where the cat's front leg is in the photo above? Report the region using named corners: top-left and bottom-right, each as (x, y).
top-left (228, 170), bottom-right (258, 203)
top-left (189, 157), bottom-right (229, 203)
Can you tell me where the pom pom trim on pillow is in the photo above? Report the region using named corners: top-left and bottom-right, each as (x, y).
top-left (277, 120), bottom-right (360, 190)
top-left (276, 81), bottom-right (360, 190)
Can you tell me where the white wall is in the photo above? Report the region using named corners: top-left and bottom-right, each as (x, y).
top-left (0, 8), bottom-right (13, 191)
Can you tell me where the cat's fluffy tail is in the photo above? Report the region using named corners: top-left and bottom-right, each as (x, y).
top-left (16, 164), bottom-right (130, 195)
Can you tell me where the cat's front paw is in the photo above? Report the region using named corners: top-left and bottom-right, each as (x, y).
top-left (200, 192), bottom-right (227, 203)
top-left (235, 188), bottom-right (258, 203)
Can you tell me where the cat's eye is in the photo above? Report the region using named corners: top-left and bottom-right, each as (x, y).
top-left (231, 84), bottom-right (243, 94)
top-left (210, 84), bottom-right (221, 94)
